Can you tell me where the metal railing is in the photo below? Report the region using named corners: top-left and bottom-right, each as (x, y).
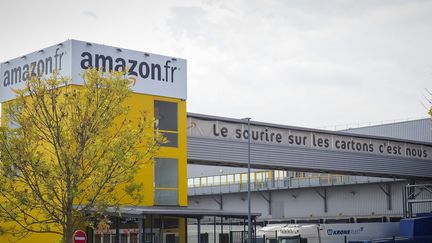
top-left (403, 183), bottom-right (432, 218)
top-left (188, 171), bottom-right (399, 196)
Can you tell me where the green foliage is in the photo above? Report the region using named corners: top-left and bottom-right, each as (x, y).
top-left (0, 68), bottom-right (161, 242)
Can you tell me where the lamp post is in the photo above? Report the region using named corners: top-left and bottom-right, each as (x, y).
top-left (242, 117), bottom-right (252, 243)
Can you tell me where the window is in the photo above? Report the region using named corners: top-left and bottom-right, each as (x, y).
top-left (227, 174), bottom-right (234, 184)
top-left (154, 158), bottom-right (178, 205)
top-left (194, 178), bottom-right (200, 187)
top-left (256, 173), bottom-right (262, 182)
top-left (188, 179), bottom-right (193, 187)
top-left (5, 104), bottom-right (21, 130)
top-left (214, 175), bottom-right (220, 185)
top-left (207, 177), bottom-right (214, 186)
top-left (221, 175), bottom-right (227, 184)
top-left (241, 173), bottom-right (248, 183)
top-left (159, 132), bottom-right (178, 148)
top-left (234, 174), bottom-right (240, 184)
top-left (154, 101), bottom-right (178, 147)
top-left (201, 177), bottom-right (207, 187)
top-left (154, 190), bottom-right (178, 206)
top-left (154, 101), bottom-right (177, 131)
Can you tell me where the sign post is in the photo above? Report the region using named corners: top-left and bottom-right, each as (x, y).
top-left (73, 230), bottom-right (87, 243)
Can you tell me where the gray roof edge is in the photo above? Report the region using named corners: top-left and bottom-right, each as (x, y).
top-left (98, 205), bottom-right (261, 218)
top-left (342, 118), bottom-right (431, 131)
top-left (187, 112), bottom-right (432, 146)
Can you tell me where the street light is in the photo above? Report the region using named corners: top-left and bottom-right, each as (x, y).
top-left (242, 117), bottom-right (252, 243)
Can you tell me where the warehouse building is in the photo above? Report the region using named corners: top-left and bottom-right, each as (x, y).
top-left (187, 117), bottom-right (432, 223)
top-left (1, 40), bottom-right (432, 243)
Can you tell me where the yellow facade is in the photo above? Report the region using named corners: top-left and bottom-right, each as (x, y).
top-left (0, 91), bottom-right (188, 242)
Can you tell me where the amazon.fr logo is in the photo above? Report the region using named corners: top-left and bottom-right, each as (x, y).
top-left (80, 52), bottom-right (180, 85)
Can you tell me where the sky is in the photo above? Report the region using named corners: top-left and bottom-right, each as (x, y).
top-left (1, 0), bottom-right (432, 129)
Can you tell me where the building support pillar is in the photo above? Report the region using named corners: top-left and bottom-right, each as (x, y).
top-left (138, 218), bottom-right (143, 243)
top-left (378, 183), bottom-right (392, 211)
top-left (214, 216), bottom-right (217, 243)
top-left (212, 194), bottom-right (223, 210)
top-left (143, 217), bottom-right (147, 243)
top-left (253, 218), bottom-right (257, 243)
top-left (408, 180), bottom-right (416, 218)
top-left (150, 215), bottom-right (153, 243)
top-left (93, 223), bottom-right (96, 243)
top-left (197, 217), bottom-right (201, 243)
top-left (185, 218), bottom-right (188, 243)
top-left (258, 191), bottom-right (272, 216)
top-left (160, 215), bottom-right (164, 243)
top-left (242, 219), bottom-right (245, 243)
top-left (115, 217), bottom-right (120, 243)
top-left (315, 188), bottom-right (328, 213)
top-left (220, 217), bottom-right (223, 235)
top-left (402, 185), bottom-right (407, 218)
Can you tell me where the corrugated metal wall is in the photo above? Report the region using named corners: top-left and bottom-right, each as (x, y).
top-left (343, 119), bottom-right (432, 143)
top-left (186, 115), bottom-right (432, 220)
top-left (188, 137), bottom-right (432, 179)
top-left (188, 181), bottom-right (432, 220)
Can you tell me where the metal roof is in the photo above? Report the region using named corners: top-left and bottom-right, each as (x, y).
top-left (343, 118), bottom-right (432, 143)
top-left (98, 206), bottom-right (261, 219)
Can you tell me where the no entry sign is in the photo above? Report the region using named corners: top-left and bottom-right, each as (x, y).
top-left (73, 230), bottom-right (87, 243)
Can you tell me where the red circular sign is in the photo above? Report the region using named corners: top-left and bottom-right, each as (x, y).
top-left (73, 230), bottom-right (87, 243)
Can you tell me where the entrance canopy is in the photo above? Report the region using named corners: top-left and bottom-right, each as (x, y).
top-left (84, 206), bottom-right (260, 243)
top-left (187, 113), bottom-right (432, 180)
top-left (101, 206), bottom-right (261, 219)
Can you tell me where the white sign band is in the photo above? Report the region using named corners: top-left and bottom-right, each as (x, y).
top-left (0, 40), bottom-right (187, 102)
top-left (189, 117), bottom-right (432, 160)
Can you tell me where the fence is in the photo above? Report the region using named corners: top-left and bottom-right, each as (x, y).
top-left (188, 171), bottom-right (398, 196)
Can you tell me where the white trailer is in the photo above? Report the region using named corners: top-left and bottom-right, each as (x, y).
top-left (259, 222), bottom-right (400, 243)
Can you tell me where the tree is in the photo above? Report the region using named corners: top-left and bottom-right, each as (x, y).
top-left (425, 89), bottom-right (432, 119)
top-left (0, 68), bottom-right (162, 243)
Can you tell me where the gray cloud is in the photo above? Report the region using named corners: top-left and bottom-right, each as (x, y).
top-left (166, 0), bottom-right (432, 127)
top-left (82, 10), bottom-right (98, 19)
top-left (0, 0), bottom-right (431, 128)
top-left (168, 6), bottom-right (207, 39)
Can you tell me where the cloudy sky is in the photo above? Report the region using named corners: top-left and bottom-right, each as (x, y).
top-left (1, 0), bottom-right (431, 129)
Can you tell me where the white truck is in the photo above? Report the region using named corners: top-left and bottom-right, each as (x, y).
top-left (258, 222), bottom-right (400, 243)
